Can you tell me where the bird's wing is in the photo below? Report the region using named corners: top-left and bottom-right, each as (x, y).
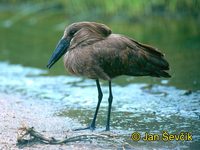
top-left (93, 34), bottom-right (170, 78)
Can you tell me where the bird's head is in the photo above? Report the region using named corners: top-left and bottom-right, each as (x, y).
top-left (47, 22), bottom-right (111, 69)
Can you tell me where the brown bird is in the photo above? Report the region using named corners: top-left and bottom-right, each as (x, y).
top-left (47, 22), bottom-right (170, 131)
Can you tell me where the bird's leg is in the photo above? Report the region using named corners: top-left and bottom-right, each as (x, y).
top-left (73, 79), bottom-right (103, 131)
top-left (106, 81), bottom-right (113, 131)
top-left (89, 79), bottom-right (103, 129)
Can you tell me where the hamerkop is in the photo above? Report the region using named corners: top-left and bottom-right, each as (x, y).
top-left (47, 22), bottom-right (170, 131)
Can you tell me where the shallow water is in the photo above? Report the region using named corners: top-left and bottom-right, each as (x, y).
top-left (0, 62), bottom-right (199, 149)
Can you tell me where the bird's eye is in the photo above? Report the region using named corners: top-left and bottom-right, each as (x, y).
top-left (69, 30), bottom-right (76, 36)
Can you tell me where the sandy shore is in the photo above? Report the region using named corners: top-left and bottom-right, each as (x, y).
top-left (0, 94), bottom-right (107, 150)
top-left (2, 93), bottom-right (196, 150)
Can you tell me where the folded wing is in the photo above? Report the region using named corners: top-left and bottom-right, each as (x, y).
top-left (94, 34), bottom-right (171, 78)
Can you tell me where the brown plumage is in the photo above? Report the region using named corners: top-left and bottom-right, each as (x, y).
top-left (47, 22), bottom-right (171, 131)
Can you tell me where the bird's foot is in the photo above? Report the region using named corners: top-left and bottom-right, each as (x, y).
top-left (73, 124), bottom-right (95, 131)
top-left (105, 126), bottom-right (110, 131)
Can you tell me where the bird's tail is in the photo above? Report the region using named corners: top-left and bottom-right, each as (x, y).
top-left (137, 42), bottom-right (171, 78)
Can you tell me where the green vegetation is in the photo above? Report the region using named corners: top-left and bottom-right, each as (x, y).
top-left (1, 0), bottom-right (199, 21)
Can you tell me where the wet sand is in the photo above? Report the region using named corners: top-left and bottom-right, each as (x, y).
top-left (1, 90), bottom-right (199, 150)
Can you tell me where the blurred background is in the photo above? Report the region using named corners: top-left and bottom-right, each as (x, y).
top-left (0, 0), bottom-right (200, 90)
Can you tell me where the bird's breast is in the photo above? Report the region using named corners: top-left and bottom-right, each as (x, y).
top-left (63, 49), bottom-right (97, 78)
top-left (64, 50), bottom-right (82, 75)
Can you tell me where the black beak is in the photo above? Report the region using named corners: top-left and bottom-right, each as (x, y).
top-left (47, 38), bottom-right (70, 69)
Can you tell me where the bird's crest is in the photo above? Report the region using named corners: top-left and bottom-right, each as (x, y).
top-left (66, 22), bottom-right (111, 49)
